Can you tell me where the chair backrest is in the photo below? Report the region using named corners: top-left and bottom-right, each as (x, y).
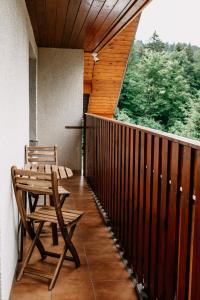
top-left (25, 145), bottom-right (58, 165)
top-left (11, 166), bottom-right (64, 230)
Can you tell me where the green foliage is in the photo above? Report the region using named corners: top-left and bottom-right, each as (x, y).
top-left (117, 33), bottom-right (200, 140)
top-left (145, 31), bottom-right (165, 52)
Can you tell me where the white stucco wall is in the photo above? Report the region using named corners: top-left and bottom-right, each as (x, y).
top-left (38, 48), bottom-right (84, 171)
top-left (0, 1), bottom-right (37, 299)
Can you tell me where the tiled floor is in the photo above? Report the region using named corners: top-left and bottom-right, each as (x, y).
top-left (11, 176), bottom-right (138, 300)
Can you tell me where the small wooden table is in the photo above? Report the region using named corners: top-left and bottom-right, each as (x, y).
top-left (24, 164), bottom-right (73, 179)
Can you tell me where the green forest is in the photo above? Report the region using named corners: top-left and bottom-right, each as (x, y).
top-left (116, 32), bottom-right (200, 140)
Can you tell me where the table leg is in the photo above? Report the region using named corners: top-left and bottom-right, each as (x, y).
top-left (50, 195), bottom-right (58, 245)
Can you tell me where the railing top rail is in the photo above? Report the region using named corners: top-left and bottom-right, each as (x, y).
top-left (86, 113), bottom-right (200, 150)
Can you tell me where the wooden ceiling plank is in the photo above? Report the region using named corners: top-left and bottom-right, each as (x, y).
top-left (61, 0), bottom-right (83, 48)
top-left (45, 0), bottom-right (57, 47)
top-left (68, 0), bottom-right (94, 48)
top-left (26, 0), bottom-right (149, 51)
top-left (94, 0), bottom-right (147, 52)
top-left (83, 0), bottom-right (119, 49)
top-left (25, 0), bottom-right (40, 44)
top-left (85, 0), bottom-right (132, 51)
top-left (54, 0), bottom-right (70, 47)
top-left (74, 0), bottom-right (106, 49)
top-left (35, 0), bottom-right (48, 46)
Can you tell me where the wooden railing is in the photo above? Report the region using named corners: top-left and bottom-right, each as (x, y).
top-left (85, 113), bottom-right (200, 300)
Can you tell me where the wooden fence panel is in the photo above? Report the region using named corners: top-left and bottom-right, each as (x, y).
top-left (85, 114), bottom-right (200, 300)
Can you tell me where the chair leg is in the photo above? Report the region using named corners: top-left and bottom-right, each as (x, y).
top-left (44, 194), bottom-right (47, 206)
top-left (65, 224), bottom-right (80, 268)
top-left (27, 221), bottom-right (46, 259)
top-left (32, 194), bottom-right (39, 212)
top-left (17, 221), bottom-right (45, 281)
top-left (48, 246), bottom-right (67, 290)
top-left (49, 195), bottom-right (58, 245)
top-left (51, 223), bottom-right (58, 245)
top-left (60, 194), bottom-right (66, 207)
top-left (18, 221), bottom-right (24, 262)
top-left (28, 193), bottom-right (39, 213)
top-left (28, 193), bottom-right (33, 212)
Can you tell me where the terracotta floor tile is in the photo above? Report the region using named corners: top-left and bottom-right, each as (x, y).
top-left (88, 262), bottom-right (129, 281)
top-left (86, 250), bottom-right (121, 264)
top-left (85, 240), bottom-right (120, 264)
top-left (52, 280), bottom-right (95, 300)
top-left (93, 280), bottom-right (138, 300)
top-left (49, 261), bottom-right (90, 282)
top-left (11, 283), bottom-right (51, 300)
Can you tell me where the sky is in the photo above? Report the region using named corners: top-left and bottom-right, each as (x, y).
top-left (136, 0), bottom-right (200, 46)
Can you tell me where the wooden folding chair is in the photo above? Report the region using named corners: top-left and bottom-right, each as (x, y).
top-left (25, 145), bottom-right (58, 165)
top-left (11, 166), bottom-right (84, 290)
top-left (25, 145), bottom-right (59, 208)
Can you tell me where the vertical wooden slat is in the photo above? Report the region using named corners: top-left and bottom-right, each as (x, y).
top-left (133, 130), bottom-right (139, 272)
top-left (128, 128), bottom-right (134, 262)
top-left (108, 122), bottom-right (111, 218)
top-left (114, 124), bottom-right (119, 234)
top-left (105, 121), bottom-right (108, 213)
top-left (111, 123), bottom-right (115, 224)
top-left (102, 120), bottom-right (107, 210)
top-left (176, 146), bottom-right (191, 300)
top-left (107, 121), bottom-right (110, 215)
top-left (157, 138), bottom-right (168, 299)
top-left (120, 125), bottom-right (125, 245)
top-left (99, 119), bottom-right (103, 205)
top-left (143, 133), bottom-right (152, 292)
top-left (97, 119), bottom-right (100, 199)
top-left (117, 125), bottom-right (122, 240)
top-left (138, 131), bottom-right (145, 281)
top-left (164, 142), bottom-right (179, 300)
top-left (124, 127), bottom-right (130, 257)
top-left (149, 136), bottom-right (160, 299)
top-left (190, 150), bottom-right (200, 300)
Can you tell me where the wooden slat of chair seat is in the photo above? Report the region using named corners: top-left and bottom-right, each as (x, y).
top-left (11, 166), bottom-right (84, 290)
top-left (41, 206), bottom-right (83, 217)
top-left (27, 206), bottom-right (82, 224)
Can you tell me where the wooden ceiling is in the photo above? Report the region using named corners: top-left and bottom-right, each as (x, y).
top-left (26, 0), bottom-right (150, 52)
top-left (85, 16), bottom-right (140, 117)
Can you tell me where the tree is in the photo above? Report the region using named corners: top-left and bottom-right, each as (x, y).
top-left (117, 33), bottom-right (200, 140)
top-left (145, 31), bottom-right (165, 52)
top-left (119, 48), bottom-right (192, 131)
top-left (171, 92), bottom-right (200, 140)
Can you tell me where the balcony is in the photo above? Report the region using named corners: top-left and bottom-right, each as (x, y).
top-left (1, 1), bottom-right (200, 299)
top-left (11, 113), bottom-right (200, 300)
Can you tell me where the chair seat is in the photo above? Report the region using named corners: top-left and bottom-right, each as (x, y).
top-left (27, 206), bottom-right (83, 225)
